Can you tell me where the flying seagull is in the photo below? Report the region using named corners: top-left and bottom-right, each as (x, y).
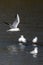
top-left (4, 14), bottom-right (20, 32)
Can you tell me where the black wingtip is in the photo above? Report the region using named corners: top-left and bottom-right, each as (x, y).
top-left (3, 22), bottom-right (9, 25)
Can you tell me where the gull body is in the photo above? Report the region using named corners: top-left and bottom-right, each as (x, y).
top-left (30, 47), bottom-right (38, 55)
top-left (32, 37), bottom-right (38, 43)
top-left (18, 35), bottom-right (27, 43)
top-left (7, 28), bottom-right (20, 32)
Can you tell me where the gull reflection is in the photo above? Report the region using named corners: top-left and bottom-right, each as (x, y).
top-left (19, 43), bottom-right (25, 51)
top-left (7, 45), bottom-right (18, 54)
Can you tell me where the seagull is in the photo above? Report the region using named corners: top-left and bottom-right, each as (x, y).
top-left (18, 35), bottom-right (27, 43)
top-left (30, 47), bottom-right (38, 55)
top-left (4, 14), bottom-right (20, 32)
top-left (32, 37), bottom-right (38, 43)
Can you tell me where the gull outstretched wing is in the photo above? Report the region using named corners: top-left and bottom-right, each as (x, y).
top-left (11, 14), bottom-right (20, 28)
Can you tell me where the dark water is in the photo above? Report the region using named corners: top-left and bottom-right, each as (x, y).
top-left (0, 42), bottom-right (43, 65)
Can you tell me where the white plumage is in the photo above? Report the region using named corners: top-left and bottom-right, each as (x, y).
top-left (32, 37), bottom-right (38, 43)
top-left (18, 35), bottom-right (27, 43)
top-left (4, 14), bottom-right (20, 32)
top-left (30, 47), bottom-right (38, 55)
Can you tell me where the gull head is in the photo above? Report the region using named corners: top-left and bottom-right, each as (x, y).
top-left (21, 35), bottom-right (24, 38)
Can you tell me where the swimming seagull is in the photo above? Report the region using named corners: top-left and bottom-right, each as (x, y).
top-left (30, 47), bottom-right (38, 54)
top-left (4, 14), bottom-right (20, 32)
top-left (30, 47), bottom-right (38, 58)
top-left (32, 37), bottom-right (38, 43)
top-left (18, 35), bottom-right (27, 43)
